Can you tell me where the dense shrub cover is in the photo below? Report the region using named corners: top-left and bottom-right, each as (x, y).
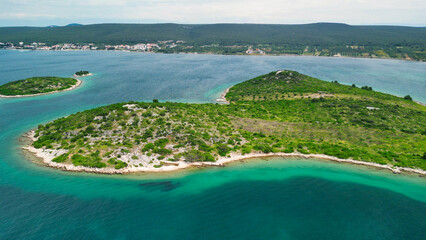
top-left (33, 71), bottom-right (426, 169)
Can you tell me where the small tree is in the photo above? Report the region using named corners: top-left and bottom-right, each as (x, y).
top-left (404, 95), bottom-right (412, 101)
top-left (361, 86), bottom-right (373, 91)
top-left (153, 99), bottom-right (159, 103)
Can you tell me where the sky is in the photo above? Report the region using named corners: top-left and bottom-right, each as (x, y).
top-left (0, 0), bottom-right (425, 27)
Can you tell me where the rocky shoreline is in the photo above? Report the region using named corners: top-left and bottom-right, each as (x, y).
top-left (216, 87), bottom-right (230, 104)
top-left (22, 130), bottom-right (426, 176)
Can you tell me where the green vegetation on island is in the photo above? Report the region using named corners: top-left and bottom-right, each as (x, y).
top-left (0, 76), bottom-right (78, 96)
top-left (31, 71), bottom-right (426, 170)
top-left (75, 71), bottom-right (90, 76)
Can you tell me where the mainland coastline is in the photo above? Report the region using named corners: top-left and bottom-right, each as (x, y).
top-left (3, 48), bottom-right (419, 62)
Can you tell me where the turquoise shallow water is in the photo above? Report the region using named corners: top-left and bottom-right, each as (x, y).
top-left (0, 50), bottom-right (425, 239)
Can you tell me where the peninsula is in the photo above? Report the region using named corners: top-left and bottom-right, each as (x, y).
top-left (24, 71), bottom-right (426, 174)
top-left (0, 76), bottom-right (81, 97)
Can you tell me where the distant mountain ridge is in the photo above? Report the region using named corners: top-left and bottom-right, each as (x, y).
top-left (65, 23), bottom-right (83, 27)
top-left (46, 23), bottom-right (82, 28)
top-left (0, 23), bottom-right (424, 45)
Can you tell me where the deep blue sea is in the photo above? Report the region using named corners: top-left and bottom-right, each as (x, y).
top-left (0, 50), bottom-right (425, 240)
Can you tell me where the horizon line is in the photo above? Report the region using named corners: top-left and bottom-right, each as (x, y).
top-left (1, 22), bottom-right (425, 28)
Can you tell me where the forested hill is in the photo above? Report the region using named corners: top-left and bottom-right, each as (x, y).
top-left (1, 23), bottom-right (425, 46)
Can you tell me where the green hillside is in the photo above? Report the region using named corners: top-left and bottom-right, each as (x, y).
top-left (1, 23), bottom-right (425, 45)
top-left (1, 23), bottom-right (425, 60)
top-left (226, 70), bottom-right (413, 102)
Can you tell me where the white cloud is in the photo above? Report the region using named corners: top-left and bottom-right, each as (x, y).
top-left (0, 0), bottom-right (425, 26)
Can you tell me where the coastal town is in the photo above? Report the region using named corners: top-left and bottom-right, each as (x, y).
top-left (1, 40), bottom-right (417, 60)
top-left (0, 41), bottom-right (165, 52)
top-left (0, 40), bottom-right (277, 57)
top-left (0, 39), bottom-right (272, 56)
